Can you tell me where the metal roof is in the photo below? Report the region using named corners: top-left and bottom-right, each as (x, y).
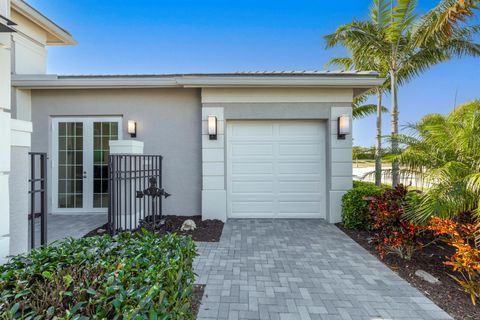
top-left (56, 70), bottom-right (379, 79)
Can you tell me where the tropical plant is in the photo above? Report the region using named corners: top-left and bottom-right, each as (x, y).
top-left (428, 217), bottom-right (480, 305)
top-left (367, 185), bottom-right (424, 260)
top-left (325, 0), bottom-right (480, 186)
top-left (392, 100), bottom-right (480, 235)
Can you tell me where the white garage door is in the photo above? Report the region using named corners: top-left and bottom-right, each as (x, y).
top-left (227, 120), bottom-right (326, 218)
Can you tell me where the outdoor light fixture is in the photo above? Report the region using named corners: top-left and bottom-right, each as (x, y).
top-left (127, 120), bottom-right (137, 138)
top-left (337, 114), bottom-right (350, 140)
top-left (207, 115), bottom-right (217, 140)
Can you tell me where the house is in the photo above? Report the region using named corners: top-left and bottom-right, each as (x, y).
top-left (0, 0), bottom-right (76, 262)
top-left (1, 1), bottom-right (384, 261)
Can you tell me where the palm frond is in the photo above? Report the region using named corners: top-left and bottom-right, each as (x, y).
top-left (325, 57), bottom-right (355, 70)
top-left (413, 0), bottom-right (479, 46)
top-left (387, 0), bottom-right (418, 43)
top-left (371, 0), bottom-right (392, 28)
top-left (353, 103), bottom-right (389, 119)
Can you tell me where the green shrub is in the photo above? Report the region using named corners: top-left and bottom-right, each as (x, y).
top-left (342, 181), bottom-right (384, 229)
top-left (0, 231), bottom-right (197, 319)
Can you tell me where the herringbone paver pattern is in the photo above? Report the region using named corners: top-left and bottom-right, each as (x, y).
top-left (194, 219), bottom-right (451, 320)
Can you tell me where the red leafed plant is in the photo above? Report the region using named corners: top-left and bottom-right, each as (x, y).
top-left (367, 185), bottom-right (423, 260)
top-left (428, 217), bottom-right (480, 305)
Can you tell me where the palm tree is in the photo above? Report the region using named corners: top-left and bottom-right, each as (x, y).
top-left (394, 100), bottom-right (480, 237)
top-left (325, 0), bottom-right (480, 186)
top-left (328, 61), bottom-right (388, 186)
top-left (326, 0), bottom-right (390, 186)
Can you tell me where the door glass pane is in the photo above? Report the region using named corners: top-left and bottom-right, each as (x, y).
top-left (58, 122), bottom-right (83, 208)
top-left (93, 122), bottom-right (119, 208)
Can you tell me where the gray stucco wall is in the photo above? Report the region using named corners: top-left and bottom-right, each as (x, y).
top-left (9, 146), bottom-right (29, 256)
top-left (30, 88), bottom-right (202, 216)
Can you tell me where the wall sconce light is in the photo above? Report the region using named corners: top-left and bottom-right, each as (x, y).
top-left (337, 114), bottom-right (350, 140)
top-left (207, 115), bottom-right (217, 140)
top-left (127, 120), bottom-right (137, 138)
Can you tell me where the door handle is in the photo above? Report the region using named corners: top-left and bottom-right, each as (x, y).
top-left (83, 171), bottom-right (87, 178)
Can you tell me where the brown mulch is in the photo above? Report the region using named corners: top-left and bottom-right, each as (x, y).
top-left (336, 224), bottom-right (480, 320)
top-left (192, 284), bottom-right (205, 318)
top-left (84, 215), bottom-right (224, 242)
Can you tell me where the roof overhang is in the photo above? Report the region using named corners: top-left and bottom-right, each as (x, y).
top-left (176, 75), bottom-right (385, 88)
top-left (11, 0), bottom-right (76, 45)
top-left (12, 73), bottom-right (386, 93)
top-left (0, 14), bottom-right (17, 33)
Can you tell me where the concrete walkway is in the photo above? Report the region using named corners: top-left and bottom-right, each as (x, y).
top-left (194, 219), bottom-right (451, 320)
top-left (34, 214), bottom-right (107, 244)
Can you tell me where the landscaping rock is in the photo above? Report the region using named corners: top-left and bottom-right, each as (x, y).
top-left (96, 228), bottom-right (106, 235)
top-left (181, 219), bottom-right (197, 231)
top-left (415, 269), bottom-right (440, 284)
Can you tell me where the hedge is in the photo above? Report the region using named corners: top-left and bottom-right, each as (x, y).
top-left (0, 231), bottom-right (197, 319)
top-left (342, 181), bottom-right (385, 229)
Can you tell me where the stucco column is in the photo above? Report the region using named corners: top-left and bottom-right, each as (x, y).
top-left (328, 106), bottom-right (353, 223)
top-left (201, 106), bottom-right (227, 222)
top-left (109, 140), bottom-right (144, 230)
top-left (9, 120), bottom-right (32, 256)
top-left (0, 0), bottom-right (12, 263)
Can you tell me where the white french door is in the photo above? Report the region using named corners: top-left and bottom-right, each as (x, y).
top-left (52, 117), bottom-right (123, 214)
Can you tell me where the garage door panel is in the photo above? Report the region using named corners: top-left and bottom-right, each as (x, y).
top-left (278, 143), bottom-right (322, 156)
top-left (232, 181), bottom-right (274, 193)
top-left (231, 201), bottom-right (274, 214)
top-left (227, 120), bottom-right (326, 219)
top-left (278, 122), bottom-right (322, 136)
top-left (232, 143), bottom-right (273, 156)
top-left (278, 181), bottom-right (322, 193)
top-left (232, 162), bottom-right (273, 175)
top-left (279, 193), bottom-right (323, 202)
top-left (278, 201), bottom-right (322, 214)
top-left (231, 123), bottom-right (273, 137)
top-left (278, 162), bottom-right (321, 174)
top-left (231, 194), bottom-right (275, 201)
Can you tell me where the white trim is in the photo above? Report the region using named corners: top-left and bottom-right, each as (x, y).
top-left (12, 76), bottom-right (179, 89)
top-left (178, 75), bottom-right (386, 88)
top-left (201, 87), bottom-right (354, 103)
top-left (109, 140), bottom-right (144, 155)
top-left (11, 0), bottom-right (76, 45)
top-left (12, 74), bottom-right (386, 90)
top-left (51, 116), bottom-right (122, 214)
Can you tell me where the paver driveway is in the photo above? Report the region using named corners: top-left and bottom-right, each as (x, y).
top-left (194, 219), bottom-right (451, 320)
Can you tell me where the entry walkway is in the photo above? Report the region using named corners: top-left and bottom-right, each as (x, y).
top-left (34, 214), bottom-right (107, 244)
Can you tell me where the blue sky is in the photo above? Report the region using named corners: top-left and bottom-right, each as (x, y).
top-left (30, 0), bottom-right (480, 147)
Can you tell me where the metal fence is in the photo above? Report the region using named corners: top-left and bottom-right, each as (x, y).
top-left (29, 152), bottom-right (47, 249)
top-left (108, 154), bottom-right (170, 235)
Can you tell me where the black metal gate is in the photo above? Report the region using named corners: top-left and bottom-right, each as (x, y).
top-left (29, 152), bottom-right (47, 249)
top-left (108, 155), bottom-right (169, 235)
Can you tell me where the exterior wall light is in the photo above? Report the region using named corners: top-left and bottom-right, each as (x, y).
top-left (207, 115), bottom-right (217, 140)
top-left (127, 120), bottom-right (137, 138)
top-left (337, 114), bottom-right (350, 140)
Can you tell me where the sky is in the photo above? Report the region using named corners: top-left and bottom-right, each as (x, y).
top-left (29, 0), bottom-right (480, 147)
